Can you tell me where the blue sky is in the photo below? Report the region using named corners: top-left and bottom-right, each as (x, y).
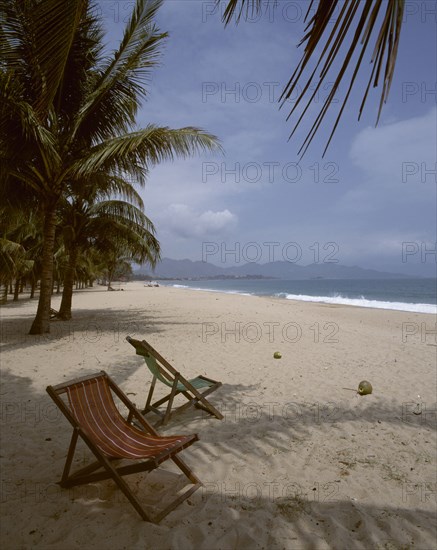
top-left (100, 0), bottom-right (436, 276)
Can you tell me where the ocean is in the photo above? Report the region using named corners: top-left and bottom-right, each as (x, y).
top-left (160, 278), bottom-right (437, 314)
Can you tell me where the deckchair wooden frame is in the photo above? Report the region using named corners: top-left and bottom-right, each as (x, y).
top-left (46, 371), bottom-right (201, 523)
top-left (126, 336), bottom-right (223, 426)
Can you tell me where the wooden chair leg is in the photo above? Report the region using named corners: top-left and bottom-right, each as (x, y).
top-left (152, 454), bottom-right (202, 523)
top-left (61, 428), bottom-right (79, 485)
top-left (172, 455), bottom-right (202, 486)
top-left (143, 375), bottom-right (157, 413)
top-left (181, 387), bottom-right (224, 420)
top-left (153, 482), bottom-right (201, 524)
top-left (62, 441), bottom-right (201, 522)
top-left (98, 454), bottom-right (153, 522)
top-left (162, 377), bottom-right (180, 426)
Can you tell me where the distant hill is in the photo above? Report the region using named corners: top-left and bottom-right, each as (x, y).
top-left (134, 258), bottom-right (410, 280)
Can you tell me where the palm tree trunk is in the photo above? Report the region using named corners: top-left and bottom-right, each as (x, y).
top-left (13, 278), bottom-right (20, 301)
top-left (1, 284), bottom-right (7, 304)
top-left (29, 205), bottom-right (57, 334)
top-left (30, 279), bottom-right (36, 299)
top-left (58, 247), bottom-right (78, 320)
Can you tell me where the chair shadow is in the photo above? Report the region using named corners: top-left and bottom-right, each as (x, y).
top-left (1, 369), bottom-right (435, 550)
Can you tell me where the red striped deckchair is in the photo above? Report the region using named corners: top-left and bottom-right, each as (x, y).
top-left (126, 336), bottom-right (223, 426)
top-left (46, 371), bottom-right (201, 522)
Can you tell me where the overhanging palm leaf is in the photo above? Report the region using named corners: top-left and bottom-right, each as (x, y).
top-left (221, 0), bottom-right (404, 156)
top-left (222, 0), bottom-right (261, 24)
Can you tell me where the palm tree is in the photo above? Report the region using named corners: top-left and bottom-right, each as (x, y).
top-left (221, 0), bottom-right (404, 156)
top-left (100, 249), bottom-right (139, 291)
top-left (73, 248), bottom-right (102, 289)
top-left (1, 0), bottom-right (221, 334)
top-left (0, 207), bottom-right (40, 302)
top-left (0, 236), bottom-right (33, 302)
top-left (57, 176), bottom-right (160, 319)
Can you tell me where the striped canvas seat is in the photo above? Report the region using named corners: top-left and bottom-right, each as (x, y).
top-left (66, 376), bottom-right (193, 460)
top-left (47, 371), bottom-right (201, 522)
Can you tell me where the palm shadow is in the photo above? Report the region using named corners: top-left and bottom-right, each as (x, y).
top-left (189, 491), bottom-right (436, 549)
top-left (0, 305), bottom-right (200, 353)
top-left (1, 369), bottom-right (435, 550)
top-left (150, 380), bottom-right (435, 463)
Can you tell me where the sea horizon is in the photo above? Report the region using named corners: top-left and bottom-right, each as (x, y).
top-left (146, 277), bottom-right (437, 314)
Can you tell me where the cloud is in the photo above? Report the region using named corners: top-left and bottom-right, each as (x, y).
top-left (102, 2), bottom-right (435, 276)
top-left (349, 107), bottom-right (437, 184)
top-left (163, 204), bottom-right (237, 238)
top-left (335, 107), bottom-right (437, 219)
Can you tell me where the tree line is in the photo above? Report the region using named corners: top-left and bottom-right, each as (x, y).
top-left (0, 0), bottom-right (220, 333)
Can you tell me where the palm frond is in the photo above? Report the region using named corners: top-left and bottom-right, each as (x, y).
top-left (94, 219), bottom-right (160, 267)
top-left (0, 237), bottom-right (24, 257)
top-left (221, 0), bottom-right (263, 25)
top-left (72, 0), bottom-right (167, 144)
top-left (106, 0), bottom-right (165, 90)
top-left (89, 200), bottom-right (154, 231)
top-left (0, 73), bottom-right (58, 154)
top-left (101, 176), bottom-right (145, 208)
top-left (0, 237), bottom-right (35, 282)
top-left (71, 126), bottom-right (222, 178)
top-left (222, 0), bottom-right (404, 156)
top-left (1, 0), bottom-right (87, 116)
top-left (67, 174), bottom-right (145, 209)
top-left (54, 2), bottom-right (105, 122)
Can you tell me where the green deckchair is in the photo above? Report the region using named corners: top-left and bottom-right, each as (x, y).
top-left (126, 336), bottom-right (223, 426)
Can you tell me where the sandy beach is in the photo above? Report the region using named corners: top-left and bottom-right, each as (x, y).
top-left (1, 281), bottom-right (436, 549)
